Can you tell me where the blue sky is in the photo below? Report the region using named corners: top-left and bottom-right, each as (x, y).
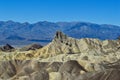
top-left (0, 0), bottom-right (120, 25)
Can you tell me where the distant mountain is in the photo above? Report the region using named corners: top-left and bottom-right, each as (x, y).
top-left (6, 35), bottom-right (26, 40)
top-left (0, 20), bottom-right (120, 45)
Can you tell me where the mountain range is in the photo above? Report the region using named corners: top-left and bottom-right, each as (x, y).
top-left (0, 20), bottom-right (120, 45)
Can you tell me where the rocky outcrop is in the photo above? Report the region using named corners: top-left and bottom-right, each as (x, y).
top-left (0, 44), bottom-right (15, 52)
top-left (0, 60), bottom-right (63, 80)
top-left (0, 31), bottom-right (120, 79)
top-left (20, 43), bottom-right (43, 51)
top-left (34, 31), bottom-right (120, 58)
top-left (75, 69), bottom-right (120, 80)
top-left (1, 31), bottom-right (120, 61)
top-left (0, 60), bottom-right (120, 80)
top-left (0, 60), bottom-right (86, 80)
top-left (59, 60), bottom-right (87, 80)
top-left (0, 32), bottom-right (120, 69)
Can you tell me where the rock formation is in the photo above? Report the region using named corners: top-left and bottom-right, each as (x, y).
top-left (0, 60), bottom-right (120, 80)
top-left (35, 31), bottom-right (120, 61)
top-left (0, 44), bottom-right (15, 52)
top-left (0, 31), bottom-right (120, 80)
top-left (0, 60), bottom-right (63, 80)
top-left (20, 43), bottom-right (43, 51)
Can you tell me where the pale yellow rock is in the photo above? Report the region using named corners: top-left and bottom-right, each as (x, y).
top-left (85, 63), bottom-right (95, 71)
top-left (80, 70), bottom-right (86, 74)
top-left (0, 32), bottom-right (120, 73)
top-left (1, 32), bottom-right (120, 62)
top-left (49, 72), bottom-right (61, 80)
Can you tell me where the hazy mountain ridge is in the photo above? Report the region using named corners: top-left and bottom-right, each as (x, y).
top-left (0, 20), bottom-right (120, 45)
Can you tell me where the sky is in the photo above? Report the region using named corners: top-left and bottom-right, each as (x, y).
top-left (0, 0), bottom-right (120, 25)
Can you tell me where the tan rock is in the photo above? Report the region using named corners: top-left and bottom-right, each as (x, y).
top-left (49, 72), bottom-right (61, 80)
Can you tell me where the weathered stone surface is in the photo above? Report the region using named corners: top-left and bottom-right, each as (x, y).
top-left (76, 69), bottom-right (120, 80)
top-left (0, 59), bottom-right (120, 80)
top-left (0, 32), bottom-right (120, 80)
top-left (20, 43), bottom-right (43, 51)
top-left (59, 60), bottom-right (87, 80)
top-left (0, 44), bottom-right (15, 52)
top-left (0, 60), bottom-right (63, 79)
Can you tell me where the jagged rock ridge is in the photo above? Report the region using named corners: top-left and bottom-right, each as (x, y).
top-left (0, 21), bottom-right (120, 45)
top-left (0, 31), bottom-right (120, 80)
top-left (20, 43), bottom-right (43, 51)
top-left (35, 31), bottom-right (120, 59)
top-left (0, 44), bottom-right (15, 52)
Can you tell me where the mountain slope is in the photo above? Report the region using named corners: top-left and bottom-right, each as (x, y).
top-left (0, 21), bottom-right (120, 45)
top-left (0, 32), bottom-right (120, 80)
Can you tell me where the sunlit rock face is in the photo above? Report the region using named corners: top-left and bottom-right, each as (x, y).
top-left (0, 60), bottom-right (120, 80)
top-left (35, 31), bottom-right (120, 59)
top-left (0, 31), bottom-right (120, 80)
top-left (1, 31), bottom-right (120, 61)
top-left (0, 60), bottom-right (63, 80)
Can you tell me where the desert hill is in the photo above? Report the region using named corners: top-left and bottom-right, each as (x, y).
top-left (0, 31), bottom-right (120, 80)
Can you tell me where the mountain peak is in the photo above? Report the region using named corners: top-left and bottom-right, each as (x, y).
top-left (54, 31), bottom-right (68, 41)
top-left (0, 21), bottom-right (120, 45)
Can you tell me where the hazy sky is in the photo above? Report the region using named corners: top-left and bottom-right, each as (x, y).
top-left (0, 0), bottom-right (120, 25)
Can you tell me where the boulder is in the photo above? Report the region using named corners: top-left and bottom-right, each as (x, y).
top-left (0, 44), bottom-right (15, 52)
